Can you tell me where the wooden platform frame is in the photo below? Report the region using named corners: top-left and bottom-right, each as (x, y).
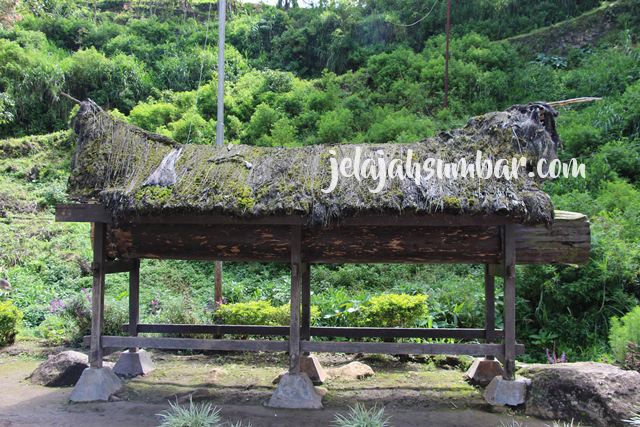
top-left (59, 203), bottom-right (590, 381)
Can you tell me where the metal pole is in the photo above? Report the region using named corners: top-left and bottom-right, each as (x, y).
top-left (444, 0), bottom-right (450, 109)
top-left (214, 0), bottom-right (226, 305)
top-left (216, 0), bottom-right (226, 147)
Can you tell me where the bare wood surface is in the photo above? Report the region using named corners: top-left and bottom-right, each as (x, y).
top-left (484, 264), bottom-right (496, 361)
top-left (547, 97), bottom-right (602, 108)
top-left (301, 263), bottom-right (311, 356)
top-left (129, 259), bottom-right (140, 353)
top-left (214, 260), bottom-right (222, 305)
top-left (289, 225), bottom-right (301, 374)
top-left (56, 204), bottom-right (110, 223)
top-left (100, 336), bottom-right (288, 352)
top-left (503, 224), bottom-right (517, 380)
top-left (121, 323), bottom-right (504, 340)
top-left (301, 341), bottom-right (525, 356)
top-left (104, 259), bottom-right (137, 274)
top-left (90, 222), bottom-right (106, 368)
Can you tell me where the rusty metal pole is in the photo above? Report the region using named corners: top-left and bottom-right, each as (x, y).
top-left (444, 0), bottom-right (451, 109)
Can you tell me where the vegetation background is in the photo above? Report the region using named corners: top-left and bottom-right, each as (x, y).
top-left (0, 0), bottom-right (639, 366)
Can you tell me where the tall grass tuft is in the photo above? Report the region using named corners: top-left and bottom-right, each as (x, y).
top-left (157, 398), bottom-right (222, 427)
top-left (332, 403), bottom-right (391, 427)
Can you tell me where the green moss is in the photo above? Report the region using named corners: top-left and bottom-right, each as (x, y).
top-left (136, 186), bottom-right (172, 205)
top-left (443, 196), bottom-right (461, 210)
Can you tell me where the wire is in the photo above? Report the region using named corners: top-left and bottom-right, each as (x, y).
top-left (187, 1), bottom-right (213, 144)
top-left (387, 0), bottom-right (440, 27)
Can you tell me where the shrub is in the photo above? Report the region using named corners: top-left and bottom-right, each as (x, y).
top-left (610, 306), bottom-right (640, 370)
top-left (0, 300), bottom-right (23, 346)
top-left (211, 300), bottom-right (319, 326)
top-left (359, 293), bottom-right (428, 328)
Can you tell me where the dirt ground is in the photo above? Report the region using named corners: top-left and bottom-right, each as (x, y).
top-left (0, 342), bottom-right (563, 427)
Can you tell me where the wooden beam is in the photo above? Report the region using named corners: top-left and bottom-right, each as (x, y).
top-left (121, 323), bottom-right (504, 340)
top-left (301, 263), bottom-right (311, 356)
top-left (99, 336), bottom-right (288, 352)
top-left (485, 264), bottom-right (496, 360)
top-left (124, 324), bottom-right (290, 336)
top-left (487, 264), bottom-right (505, 277)
top-left (56, 204), bottom-right (110, 223)
top-left (289, 225), bottom-right (302, 374)
top-left (300, 341), bottom-right (525, 356)
top-left (311, 327), bottom-right (503, 340)
top-left (129, 259), bottom-right (140, 353)
top-left (503, 224), bottom-right (517, 380)
top-left (104, 259), bottom-right (137, 274)
top-left (214, 260), bottom-right (222, 306)
top-left (83, 335), bottom-right (523, 357)
top-left (90, 222), bottom-right (106, 368)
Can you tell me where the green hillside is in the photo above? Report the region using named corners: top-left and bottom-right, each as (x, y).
top-left (0, 0), bottom-right (639, 365)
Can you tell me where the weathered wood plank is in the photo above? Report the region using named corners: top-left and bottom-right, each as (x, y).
top-left (105, 218), bottom-right (589, 265)
top-left (104, 259), bottom-right (137, 274)
top-left (310, 327), bottom-right (503, 340)
top-left (124, 324), bottom-right (290, 335)
top-left (56, 204), bottom-right (110, 223)
top-left (100, 336), bottom-right (289, 352)
top-left (485, 264), bottom-right (496, 346)
top-left (301, 263), bottom-right (311, 353)
top-left (129, 259), bottom-right (140, 353)
top-left (121, 324), bottom-right (504, 340)
top-left (289, 225), bottom-right (302, 374)
top-left (300, 341), bottom-right (525, 356)
top-left (504, 224), bottom-right (517, 380)
top-left (90, 222), bottom-right (106, 368)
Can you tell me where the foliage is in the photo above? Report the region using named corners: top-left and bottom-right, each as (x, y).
top-left (332, 403), bottom-right (390, 427)
top-left (211, 300), bottom-right (319, 327)
top-left (157, 398), bottom-right (223, 427)
top-left (0, 300), bottom-right (23, 346)
top-left (360, 293), bottom-right (427, 328)
top-left (610, 306), bottom-right (640, 371)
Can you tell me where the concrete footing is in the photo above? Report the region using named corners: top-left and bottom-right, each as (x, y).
top-left (113, 350), bottom-right (155, 377)
top-left (465, 358), bottom-right (505, 386)
top-left (484, 376), bottom-right (531, 406)
top-left (267, 373), bottom-right (323, 409)
top-left (69, 367), bottom-right (124, 402)
top-left (300, 355), bottom-right (327, 385)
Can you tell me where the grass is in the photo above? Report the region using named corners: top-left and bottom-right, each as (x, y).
top-left (332, 403), bottom-right (391, 427)
top-left (157, 398), bottom-right (223, 427)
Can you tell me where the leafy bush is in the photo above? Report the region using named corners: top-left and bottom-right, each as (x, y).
top-left (332, 403), bottom-right (390, 427)
top-left (211, 300), bottom-right (319, 326)
top-left (359, 293), bottom-right (428, 328)
top-left (0, 300), bottom-right (23, 346)
top-left (610, 306), bottom-right (640, 371)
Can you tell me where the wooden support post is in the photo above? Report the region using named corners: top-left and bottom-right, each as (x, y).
top-left (214, 260), bottom-right (222, 305)
top-left (503, 224), bottom-right (517, 380)
top-left (289, 225), bottom-right (302, 374)
top-left (484, 264), bottom-right (496, 360)
top-left (301, 263), bottom-right (310, 356)
top-left (129, 259), bottom-right (140, 353)
top-left (90, 222), bottom-right (106, 369)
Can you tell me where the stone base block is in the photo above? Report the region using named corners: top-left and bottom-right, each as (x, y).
top-left (465, 358), bottom-right (505, 387)
top-left (113, 350), bottom-right (155, 377)
top-left (300, 355), bottom-right (327, 385)
top-left (484, 376), bottom-right (531, 406)
top-left (267, 373), bottom-right (323, 409)
top-left (69, 367), bottom-right (124, 402)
